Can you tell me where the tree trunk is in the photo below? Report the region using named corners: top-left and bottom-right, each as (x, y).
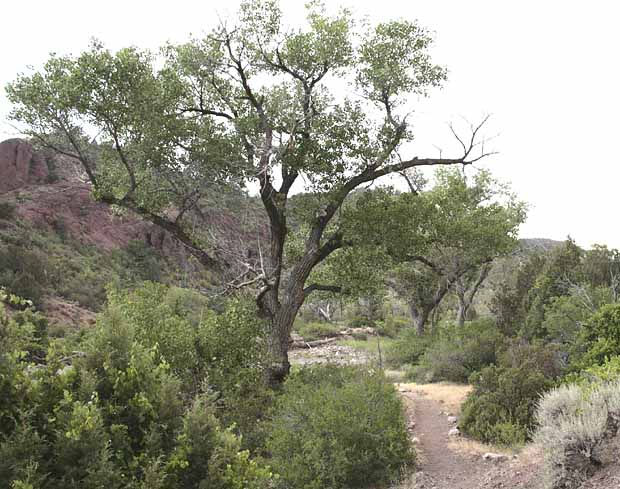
top-left (409, 303), bottom-right (429, 336)
top-left (259, 244), bottom-right (324, 386)
top-left (456, 294), bottom-right (468, 328)
top-left (264, 307), bottom-right (296, 387)
top-left (455, 263), bottom-right (490, 328)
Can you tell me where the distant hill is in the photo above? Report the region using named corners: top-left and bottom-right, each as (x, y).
top-left (519, 238), bottom-right (564, 252)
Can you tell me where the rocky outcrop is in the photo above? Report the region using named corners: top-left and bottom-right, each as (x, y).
top-left (0, 139), bottom-right (50, 193)
top-left (11, 182), bottom-right (153, 251)
top-left (0, 138), bottom-right (162, 250)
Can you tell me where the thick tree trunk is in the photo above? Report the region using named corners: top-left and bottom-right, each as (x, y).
top-left (260, 248), bottom-right (322, 386)
top-left (264, 306), bottom-right (297, 387)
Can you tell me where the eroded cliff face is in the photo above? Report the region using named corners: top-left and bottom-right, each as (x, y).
top-left (0, 138), bottom-right (50, 192)
top-left (0, 138), bottom-right (157, 250)
top-left (0, 138), bottom-right (260, 327)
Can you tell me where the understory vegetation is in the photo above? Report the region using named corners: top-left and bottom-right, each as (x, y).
top-left (0, 285), bottom-right (412, 489)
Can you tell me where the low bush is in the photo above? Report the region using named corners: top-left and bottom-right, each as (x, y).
top-left (106, 283), bottom-right (271, 450)
top-left (459, 365), bottom-right (554, 446)
top-left (498, 339), bottom-right (566, 379)
top-left (347, 316), bottom-right (375, 328)
top-left (563, 355), bottom-right (620, 386)
top-left (0, 245), bottom-right (48, 306)
top-left (535, 381), bottom-right (620, 489)
top-left (266, 365), bottom-right (413, 489)
top-left (574, 303), bottom-right (620, 368)
top-left (375, 316), bottom-right (409, 338)
top-left (0, 298), bottom-right (273, 489)
top-left (386, 327), bottom-right (432, 368)
top-left (408, 319), bottom-right (505, 383)
top-left (0, 201), bottom-right (15, 220)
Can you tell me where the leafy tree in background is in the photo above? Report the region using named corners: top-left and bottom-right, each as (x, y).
top-left (350, 168), bottom-right (525, 334)
top-left (579, 244), bottom-right (620, 301)
top-left (490, 251), bottom-right (546, 336)
top-left (7, 0), bottom-right (493, 384)
top-left (521, 239), bottom-right (582, 339)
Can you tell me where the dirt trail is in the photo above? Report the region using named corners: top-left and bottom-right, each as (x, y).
top-left (400, 386), bottom-right (541, 489)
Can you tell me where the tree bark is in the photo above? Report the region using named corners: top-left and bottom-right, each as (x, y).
top-left (456, 298), bottom-right (468, 328)
top-left (263, 302), bottom-right (301, 386)
top-left (409, 303), bottom-right (429, 336)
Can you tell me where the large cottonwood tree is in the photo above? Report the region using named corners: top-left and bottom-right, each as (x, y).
top-left (7, 0), bottom-right (491, 384)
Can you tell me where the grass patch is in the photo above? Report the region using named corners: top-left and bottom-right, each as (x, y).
top-left (294, 321), bottom-right (343, 341)
top-left (338, 337), bottom-right (397, 366)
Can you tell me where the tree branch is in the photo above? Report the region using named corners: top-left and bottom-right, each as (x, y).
top-left (303, 283), bottom-right (342, 297)
top-left (98, 193), bottom-right (219, 269)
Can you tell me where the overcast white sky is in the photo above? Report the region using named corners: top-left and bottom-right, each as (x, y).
top-left (1, 1), bottom-right (619, 248)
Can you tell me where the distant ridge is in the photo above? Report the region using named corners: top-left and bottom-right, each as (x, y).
top-left (519, 238), bottom-right (564, 251)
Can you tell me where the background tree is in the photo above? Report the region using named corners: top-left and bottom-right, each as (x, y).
top-left (579, 244), bottom-right (620, 302)
top-left (350, 168), bottom-right (525, 334)
top-left (7, 0), bottom-right (492, 384)
top-left (520, 238), bottom-right (582, 339)
top-left (490, 251), bottom-right (546, 336)
top-left (454, 262), bottom-right (492, 327)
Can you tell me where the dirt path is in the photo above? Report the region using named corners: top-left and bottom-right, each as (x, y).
top-left (399, 385), bottom-right (541, 489)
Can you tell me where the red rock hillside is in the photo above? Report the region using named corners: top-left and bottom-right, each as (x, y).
top-left (0, 138), bottom-right (162, 250)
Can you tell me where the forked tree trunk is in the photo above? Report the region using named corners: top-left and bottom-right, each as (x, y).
top-left (258, 234), bottom-right (332, 386)
top-left (408, 278), bottom-right (452, 336)
top-left (455, 263), bottom-right (491, 328)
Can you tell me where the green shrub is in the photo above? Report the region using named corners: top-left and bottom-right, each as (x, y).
top-left (104, 283), bottom-right (270, 449)
top-left (0, 201), bottom-right (15, 220)
top-left (459, 365), bottom-right (554, 446)
top-left (386, 327), bottom-right (431, 368)
top-left (0, 299), bottom-right (272, 489)
top-left (266, 365), bottom-right (413, 489)
top-left (535, 381), bottom-right (620, 489)
top-left (575, 303), bottom-right (620, 368)
top-left (375, 316), bottom-right (408, 338)
top-left (105, 283), bottom-right (203, 387)
top-left (166, 394), bottom-right (273, 489)
top-left (113, 240), bottom-right (162, 285)
top-left (409, 319), bottom-right (504, 383)
top-left (0, 245), bottom-right (48, 306)
top-left (351, 331), bottom-right (368, 341)
top-left (499, 339), bottom-right (565, 379)
top-left (197, 299), bottom-right (272, 450)
top-left (564, 355), bottom-right (620, 386)
top-left (347, 316), bottom-right (375, 328)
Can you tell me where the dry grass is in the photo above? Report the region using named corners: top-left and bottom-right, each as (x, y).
top-left (448, 437), bottom-right (515, 457)
top-left (399, 382), bottom-right (472, 415)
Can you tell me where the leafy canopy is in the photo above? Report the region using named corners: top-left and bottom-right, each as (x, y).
top-left (7, 1), bottom-right (446, 213)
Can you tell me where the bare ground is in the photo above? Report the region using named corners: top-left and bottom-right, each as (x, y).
top-left (397, 384), bottom-right (543, 489)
